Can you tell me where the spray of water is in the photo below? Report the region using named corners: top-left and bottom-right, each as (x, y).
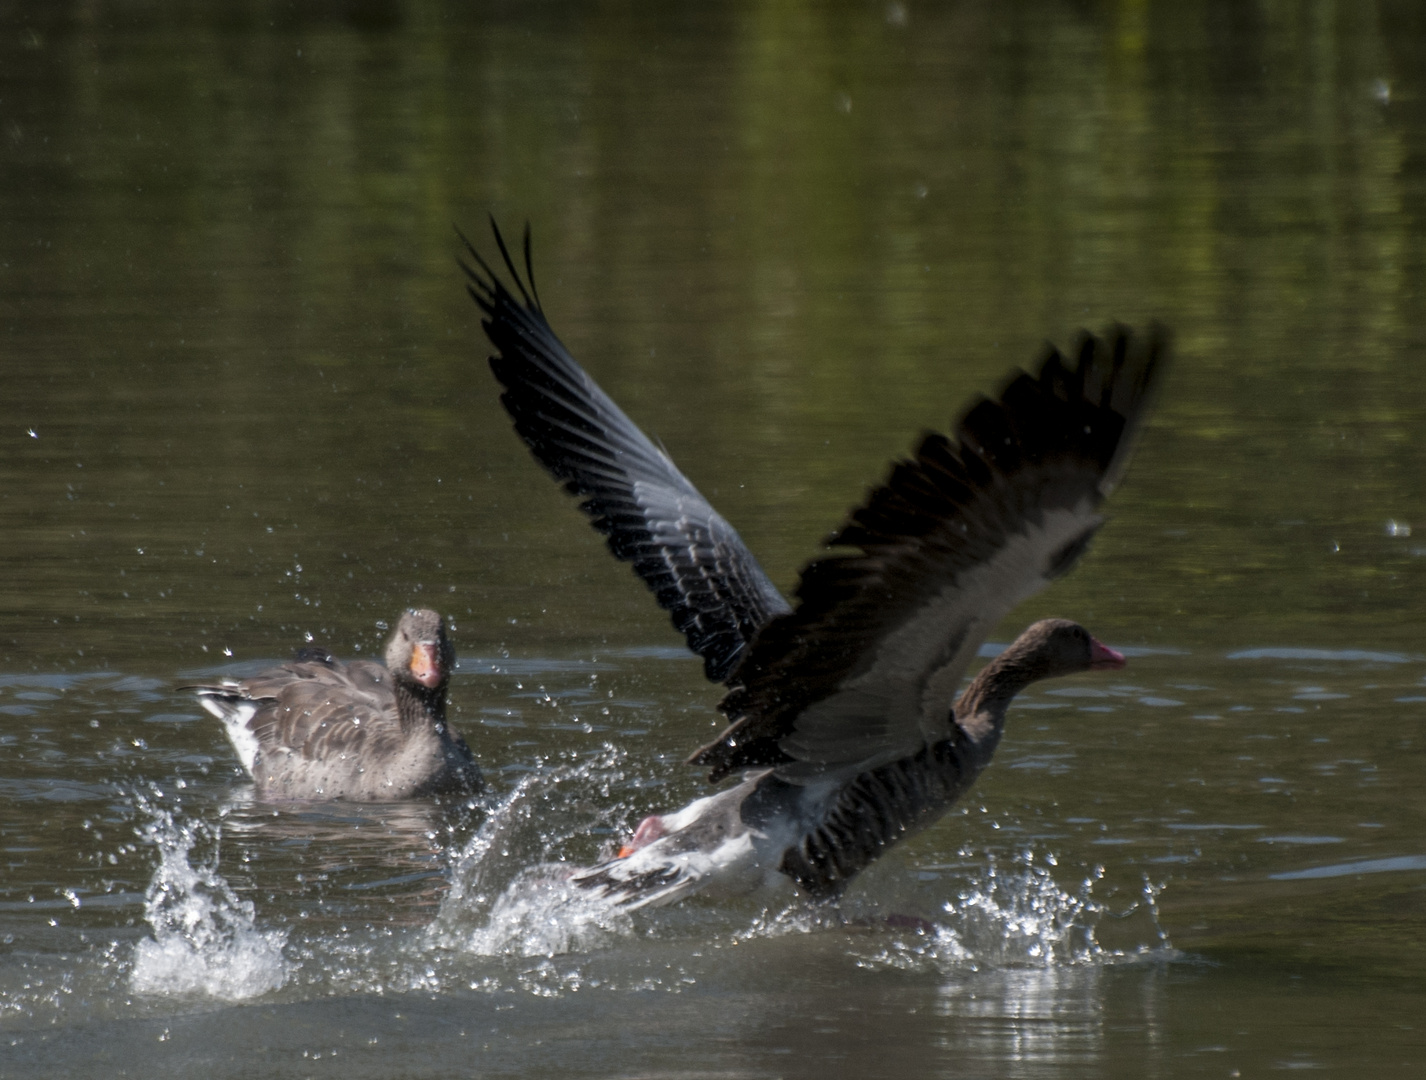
top-left (943, 850), bottom-right (1104, 965)
top-left (129, 800), bottom-right (289, 1000)
top-left (431, 745), bottom-right (637, 957)
top-left (463, 864), bottom-right (630, 957)
top-left (433, 740), bottom-right (1174, 967)
top-left (855, 849), bottom-right (1172, 973)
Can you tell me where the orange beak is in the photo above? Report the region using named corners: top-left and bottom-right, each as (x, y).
top-left (408, 642), bottom-right (443, 687)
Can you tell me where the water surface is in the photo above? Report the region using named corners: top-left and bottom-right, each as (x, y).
top-left (4, 2), bottom-right (1426, 1076)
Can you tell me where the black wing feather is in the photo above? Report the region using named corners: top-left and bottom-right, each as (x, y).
top-left (693, 324), bottom-right (1167, 781)
top-left (462, 222), bottom-right (791, 682)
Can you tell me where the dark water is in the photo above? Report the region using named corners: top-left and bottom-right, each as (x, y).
top-left (4, 1), bottom-right (1426, 1076)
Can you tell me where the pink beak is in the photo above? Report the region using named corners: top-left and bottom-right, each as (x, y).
top-left (1089, 637), bottom-right (1126, 670)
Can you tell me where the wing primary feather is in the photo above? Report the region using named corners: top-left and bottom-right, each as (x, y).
top-left (522, 221), bottom-right (542, 310)
top-left (466, 222), bottom-right (792, 682)
top-left (488, 213), bottom-right (534, 310)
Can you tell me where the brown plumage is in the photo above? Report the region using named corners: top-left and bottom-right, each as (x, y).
top-left (186, 609), bottom-right (482, 801)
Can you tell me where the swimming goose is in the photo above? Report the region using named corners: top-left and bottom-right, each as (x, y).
top-left (463, 224), bottom-right (1164, 908)
top-left (187, 609), bottom-right (483, 801)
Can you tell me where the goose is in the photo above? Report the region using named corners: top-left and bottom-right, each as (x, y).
top-left (186, 609), bottom-right (483, 801)
top-left (462, 224), bottom-right (1165, 908)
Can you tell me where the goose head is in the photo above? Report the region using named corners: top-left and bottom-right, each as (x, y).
top-left (385, 608), bottom-right (456, 693)
top-left (999, 618), bottom-right (1125, 683)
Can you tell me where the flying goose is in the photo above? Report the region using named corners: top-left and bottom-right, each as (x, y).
top-left (463, 225), bottom-right (1164, 908)
top-left (187, 609), bottom-right (483, 801)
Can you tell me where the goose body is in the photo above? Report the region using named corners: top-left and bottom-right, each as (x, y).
top-left (187, 609), bottom-right (482, 801)
top-left (576, 618), bottom-right (1123, 907)
top-left (464, 224), bottom-right (1163, 907)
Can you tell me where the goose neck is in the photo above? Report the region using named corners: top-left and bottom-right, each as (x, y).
top-left (394, 678), bottom-right (446, 732)
top-left (953, 652), bottom-right (1037, 738)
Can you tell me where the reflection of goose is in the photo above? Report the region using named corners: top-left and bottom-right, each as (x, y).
top-left (186, 609), bottom-right (482, 801)
top-left (218, 795), bottom-right (463, 924)
top-left (464, 226), bottom-right (1164, 908)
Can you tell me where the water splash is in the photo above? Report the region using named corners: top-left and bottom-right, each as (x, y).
top-left (129, 802), bottom-right (289, 1000)
top-left (944, 851), bottom-right (1105, 965)
top-left (856, 850), bottom-right (1171, 973)
top-left (462, 864), bottom-right (629, 957)
top-left (431, 744), bottom-right (639, 957)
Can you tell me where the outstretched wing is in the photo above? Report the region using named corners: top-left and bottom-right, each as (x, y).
top-left (693, 325), bottom-right (1167, 783)
top-left (462, 222), bottom-right (791, 682)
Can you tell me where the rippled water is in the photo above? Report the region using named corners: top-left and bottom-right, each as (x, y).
top-left (6, 1), bottom-right (1426, 1076)
top-left (4, 647), bottom-right (1425, 1075)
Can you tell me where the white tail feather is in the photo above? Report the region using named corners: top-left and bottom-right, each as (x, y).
top-left (194, 692), bottom-right (261, 777)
